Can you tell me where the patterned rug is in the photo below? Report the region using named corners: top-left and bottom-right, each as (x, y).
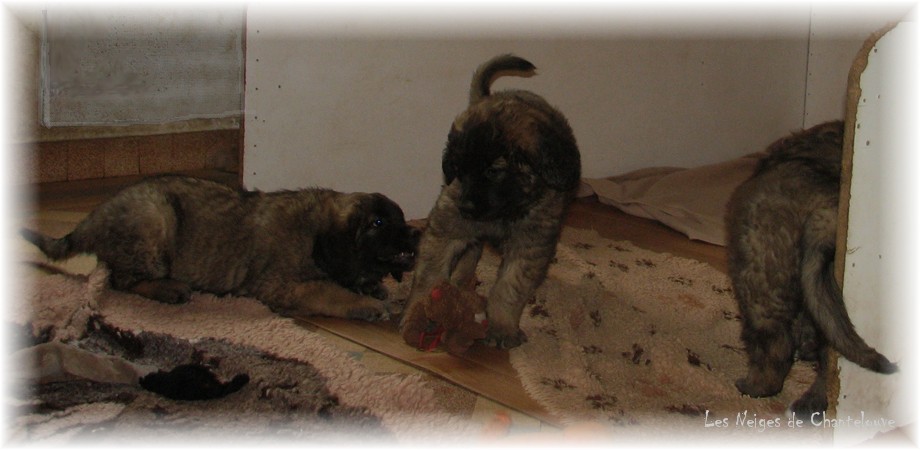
top-left (7, 266), bottom-right (478, 445)
top-left (489, 229), bottom-right (827, 443)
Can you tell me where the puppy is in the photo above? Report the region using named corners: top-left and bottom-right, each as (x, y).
top-left (22, 175), bottom-right (420, 320)
top-left (726, 121), bottom-right (896, 415)
top-left (400, 54), bottom-right (581, 348)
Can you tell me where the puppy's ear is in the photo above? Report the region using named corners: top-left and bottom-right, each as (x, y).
top-left (442, 151), bottom-right (458, 184)
top-left (442, 128), bottom-right (463, 184)
top-left (536, 123), bottom-right (581, 191)
top-left (313, 213), bottom-right (362, 286)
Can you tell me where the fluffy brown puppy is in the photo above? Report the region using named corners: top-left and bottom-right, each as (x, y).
top-left (22, 175), bottom-right (420, 321)
top-left (400, 54), bottom-right (581, 349)
top-left (726, 120), bottom-right (896, 416)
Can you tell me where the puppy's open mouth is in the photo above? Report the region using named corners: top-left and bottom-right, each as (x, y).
top-left (378, 251), bottom-right (416, 268)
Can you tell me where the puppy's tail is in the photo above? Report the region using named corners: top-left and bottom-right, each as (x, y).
top-left (20, 228), bottom-right (78, 260)
top-left (800, 210), bottom-right (898, 374)
top-left (469, 54), bottom-right (537, 104)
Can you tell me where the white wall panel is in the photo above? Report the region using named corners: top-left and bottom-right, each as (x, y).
top-left (838, 20), bottom-right (917, 446)
top-left (243, 5), bottom-right (815, 219)
top-left (243, 5), bottom-right (910, 221)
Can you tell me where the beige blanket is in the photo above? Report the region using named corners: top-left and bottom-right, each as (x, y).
top-left (583, 154), bottom-right (762, 246)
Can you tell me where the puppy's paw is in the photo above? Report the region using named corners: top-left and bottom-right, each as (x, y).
top-left (363, 283), bottom-right (389, 301)
top-left (734, 376), bottom-right (781, 398)
top-left (789, 391), bottom-right (828, 419)
top-left (131, 279), bottom-right (192, 305)
top-left (346, 303), bottom-right (389, 322)
top-left (483, 329), bottom-right (528, 349)
top-left (384, 296), bottom-right (407, 317)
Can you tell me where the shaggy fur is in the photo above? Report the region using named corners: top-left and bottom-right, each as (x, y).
top-left (22, 175), bottom-right (420, 321)
top-left (400, 54), bottom-right (581, 349)
top-left (726, 120), bottom-right (897, 416)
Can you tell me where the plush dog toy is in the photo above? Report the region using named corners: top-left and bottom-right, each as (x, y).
top-left (400, 280), bottom-right (488, 355)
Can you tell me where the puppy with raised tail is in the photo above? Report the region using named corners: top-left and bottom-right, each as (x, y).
top-left (400, 54), bottom-right (581, 349)
top-left (726, 121), bottom-right (897, 415)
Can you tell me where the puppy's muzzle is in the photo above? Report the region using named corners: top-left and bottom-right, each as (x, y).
top-left (457, 200), bottom-right (479, 219)
top-left (379, 250), bottom-right (416, 269)
top-left (380, 227), bottom-right (421, 270)
top-left (458, 201), bottom-right (502, 222)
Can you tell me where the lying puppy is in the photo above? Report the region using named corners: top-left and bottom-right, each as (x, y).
top-left (22, 175), bottom-right (420, 321)
top-left (400, 54), bottom-right (581, 348)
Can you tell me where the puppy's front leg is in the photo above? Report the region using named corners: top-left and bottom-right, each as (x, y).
top-left (448, 241), bottom-right (483, 287)
top-left (486, 236), bottom-right (557, 349)
top-left (254, 279), bottom-right (387, 321)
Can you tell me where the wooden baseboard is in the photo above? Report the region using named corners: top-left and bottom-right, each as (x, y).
top-left (19, 129), bottom-right (241, 184)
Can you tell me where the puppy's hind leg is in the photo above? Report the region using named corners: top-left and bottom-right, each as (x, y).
top-left (790, 344), bottom-right (830, 418)
top-left (735, 310), bottom-right (797, 398)
top-left (128, 279), bottom-right (192, 304)
top-left (100, 228), bottom-right (190, 304)
top-left (107, 260), bottom-right (192, 304)
top-left (76, 189), bottom-right (190, 304)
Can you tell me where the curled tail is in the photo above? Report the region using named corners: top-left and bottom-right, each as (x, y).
top-left (800, 211), bottom-right (897, 374)
top-left (20, 228), bottom-right (78, 260)
top-left (469, 54), bottom-right (537, 104)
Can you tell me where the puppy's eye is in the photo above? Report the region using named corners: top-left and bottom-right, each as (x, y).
top-left (484, 167), bottom-right (504, 181)
top-left (371, 217), bottom-right (385, 228)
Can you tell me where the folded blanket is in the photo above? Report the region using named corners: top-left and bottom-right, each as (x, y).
top-left (583, 153), bottom-right (763, 246)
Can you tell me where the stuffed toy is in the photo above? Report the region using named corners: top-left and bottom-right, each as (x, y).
top-left (400, 280), bottom-right (488, 355)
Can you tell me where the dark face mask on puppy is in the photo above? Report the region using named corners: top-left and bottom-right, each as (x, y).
top-left (313, 193), bottom-right (420, 297)
top-left (442, 123), bottom-right (546, 222)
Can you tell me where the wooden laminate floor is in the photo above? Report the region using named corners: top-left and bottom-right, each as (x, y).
top-left (17, 170), bottom-right (728, 431)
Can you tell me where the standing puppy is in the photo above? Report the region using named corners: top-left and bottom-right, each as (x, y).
top-left (400, 54), bottom-right (581, 349)
top-left (22, 175), bottom-right (420, 321)
top-left (726, 121), bottom-right (896, 416)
